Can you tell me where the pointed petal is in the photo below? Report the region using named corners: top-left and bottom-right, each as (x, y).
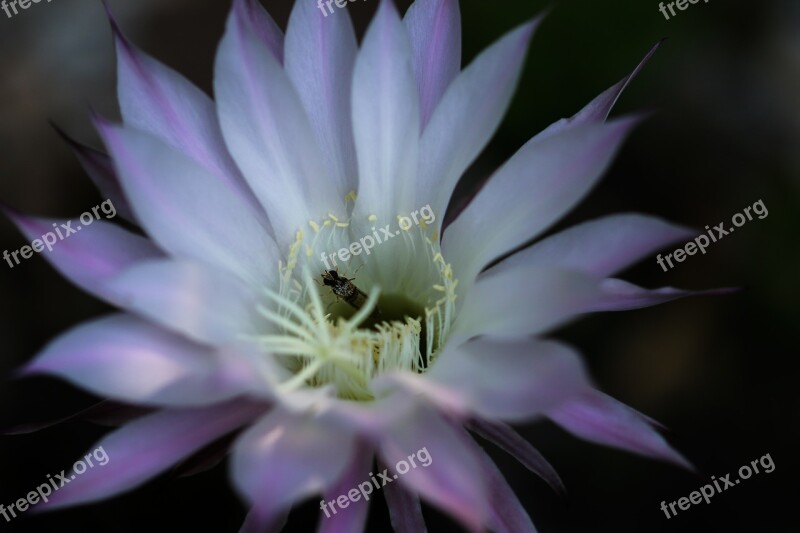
top-left (442, 116), bottom-right (641, 285)
top-left (451, 265), bottom-right (601, 339)
top-left (548, 389), bottom-right (692, 469)
top-left (351, 0), bottom-right (420, 218)
top-left (584, 278), bottom-right (737, 312)
top-left (383, 469), bottom-right (427, 533)
top-left (3, 210), bottom-right (162, 304)
top-left (104, 258), bottom-right (260, 346)
top-left (285, 0), bottom-right (358, 194)
top-left (404, 0), bottom-right (461, 127)
top-left (317, 440), bottom-right (373, 533)
top-left (52, 126), bottom-right (136, 223)
top-left (488, 214), bottom-right (693, 278)
top-left (232, 409), bottom-right (357, 528)
top-left (109, 14), bottom-right (266, 220)
top-left (468, 418), bottom-right (565, 495)
top-left (98, 122), bottom-right (278, 285)
top-left (416, 18), bottom-right (540, 228)
top-left (39, 399), bottom-right (267, 510)
top-left (379, 406), bottom-right (490, 532)
top-left (538, 42), bottom-right (661, 139)
top-left (215, 0), bottom-right (346, 242)
top-left (24, 314), bottom-right (261, 407)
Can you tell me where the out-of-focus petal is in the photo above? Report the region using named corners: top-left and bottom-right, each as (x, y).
top-left (486, 214), bottom-right (693, 278)
top-left (317, 440), bottom-right (373, 533)
top-left (39, 399), bottom-right (268, 510)
top-left (97, 122), bottom-right (278, 285)
top-left (104, 258), bottom-right (260, 346)
top-left (404, 0), bottom-right (461, 127)
top-left (468, 418), bottom-right (565, 495)
top-left (442, 116), bottom-right (641, 287)
top-left (379, 405), bottom-right (490, 532)
top-left (462, 429), bottom-right (537, 533)
top-left (351, 0), bottom-right (420, 218)
top-left (232, 409), bottom-right (357, 529)
top-left (548, 389), bottom-right (692, 469)
top-left (215, 0), bottom-right (346, 243)
top-left (24, 314), bottom-right (262, 407)
top-left (383, 466), bottom-right (427, 533)
top-left (416, 19), bottom-right (541, 228)
top-left (285, 0), bottom-right (358, 194)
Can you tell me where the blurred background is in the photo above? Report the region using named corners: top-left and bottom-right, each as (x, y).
top-left (0, 0), bottom-right (797, 531)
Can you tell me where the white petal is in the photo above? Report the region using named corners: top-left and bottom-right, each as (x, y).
top-left (103, 258), bottom-right (261, 346)
top-left (451, 265), bottom-right (601, 340)
top-left (285, 0), bottom-right (358, 195)
top-left (415, 19), bottom-right (540, 229)
top-left (98, 122), bottom-right (278, 285)
top-left (486, 213), bottom-right (693, 278)
top-left (215, 0), bottom-right (346, 243)
top-left (442, 116), bottom-right (640, 286)
top-left (351, 0), bottom-right (420, 218)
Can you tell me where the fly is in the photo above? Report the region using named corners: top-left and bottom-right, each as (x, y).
top-left (321, 269), bottom-right (382, 320)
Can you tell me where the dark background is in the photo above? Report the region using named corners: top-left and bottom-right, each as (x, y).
top-left (0, 0), bottom-right (797, 531)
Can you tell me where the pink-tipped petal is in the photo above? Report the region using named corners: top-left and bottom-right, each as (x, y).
top-left (548, 389), bottom-right (693, 470)
top-left (379, 406), bottom-right (490, 532)
top-left (442, 116), bottom-right (641, 287)
top-left (404, 0), bottom-right (462, 127)
top-left (232, 409), bottom-right (357, 528)
top-left (40, 399), bottom-right (268, 510)
top-left (351, 0), bottom-right (420, 218)
top-left (584, 278), bottom-right (738, 312)
top-left (24, 314), bottom-right (261, 407)
top-left (487, 214), bottom-right (694, 278)
top-left (416, 17), bottom-right (542, 230)
top-left (468, 418), bottom-right (565, 495)
top-left (215, 0), bottom-right (346, 244)
top-left (97, 122), bottom-right (278, 285)
top-left (109, 9), bottom-right (267, 220)
top-left (539, 42), bottom-right (662, 139)
top-left (285, 0), bottom-right (358, 194)
top-left (3, 210), bottom-right (162, 304)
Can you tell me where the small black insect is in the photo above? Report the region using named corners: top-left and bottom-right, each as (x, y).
top-left (321, 269), bottom-right (381, 319)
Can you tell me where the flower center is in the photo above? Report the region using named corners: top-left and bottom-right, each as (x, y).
top-left (252, 209), bottom-right (458, 401)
